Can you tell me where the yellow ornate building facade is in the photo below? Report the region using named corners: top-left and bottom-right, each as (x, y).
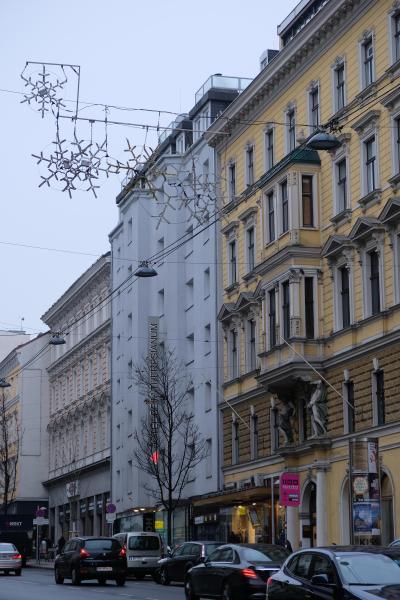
top-left (195, 0), bottom-right (400, 548)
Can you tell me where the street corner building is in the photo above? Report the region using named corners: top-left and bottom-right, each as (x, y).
top-left (193, 0), bottom-right (400, 549)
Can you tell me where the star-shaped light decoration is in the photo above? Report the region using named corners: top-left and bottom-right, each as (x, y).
top-left (21, 64), bottom-right (67, 118)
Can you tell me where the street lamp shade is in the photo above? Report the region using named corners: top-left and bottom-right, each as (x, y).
top-left (49, 333), bottom-right (66, 345)
top-left (306, 131), bottom-right (342, 151)
top-left (0, 378), bottom-right (11, 388)
top-left (134, 261), bottom-right (158, 278)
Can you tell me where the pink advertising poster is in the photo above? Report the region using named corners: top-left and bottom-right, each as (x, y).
top-left (280, 472), bottom-right (300, 507)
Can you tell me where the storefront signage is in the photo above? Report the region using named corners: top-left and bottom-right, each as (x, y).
top-left (279, 472), bottom-right (300, 507)
top-left (148, 317), bottom-right (159, 450)
top-left (66, 480), bottom-right (79, 498)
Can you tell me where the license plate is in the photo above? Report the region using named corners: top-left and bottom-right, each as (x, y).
top-left (97, 567), bottom-right (113, 572)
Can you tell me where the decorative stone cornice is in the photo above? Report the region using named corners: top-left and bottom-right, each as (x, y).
top-left (351, 109), bottom-right (380, 136)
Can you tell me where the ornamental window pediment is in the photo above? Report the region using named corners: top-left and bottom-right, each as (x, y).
top-left (379, 197), bottom-right (400, 226)
top-left (221, 221), bottom-right (239, 240)
top-left (351, 110), bottom-right (380, 137)
top-left (349, 216), bottom-right (385, 244)
top-left (321, 235), bottom-right (353, 260)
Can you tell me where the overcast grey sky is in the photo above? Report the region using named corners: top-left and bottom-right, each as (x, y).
top-left (1, 0), bottom-right (297, 334)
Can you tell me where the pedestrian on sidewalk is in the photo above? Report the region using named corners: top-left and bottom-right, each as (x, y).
top-left (57, 535), bottom-right (66, 555)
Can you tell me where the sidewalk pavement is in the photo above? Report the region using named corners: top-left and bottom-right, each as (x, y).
top-left (26, 559), bottom-right (54, 569)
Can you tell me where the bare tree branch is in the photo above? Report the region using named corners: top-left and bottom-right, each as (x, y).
top-left (0, 390), bottom-right (21, 514)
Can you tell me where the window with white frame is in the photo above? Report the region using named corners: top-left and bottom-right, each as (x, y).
top-left (391, 11), bottom-right (400, 64)
top-left (193, 118), bottom-right (201, 142)
top-left (265, 128), bottom-right (274, 170)
top-left (280, 179), bottom-right (289, 233)
top-left (268, 288), bottom-right (277, 348)
top-left (246, 145), bottom-right (254, 186)
top-left (304, 277), bottom-right (315, 339)
top-left (246, 225), bottom-right (255, 272)
top-left (369, 249), bottom-right (381, 315)
top-left (363, 135), bottom-right (378, 194)
top-left (228, 162), bottom-right (236, 202)
top-left (232, 416), bottom-right (239, 464)
top-left (301, 175), bottom-right (314, 227)
top-left (287, 109), bottom-right (296, 153)
top-left (176, 134), bottom-right (185, 154)
top-left (230, 329), bottom-right (238, 379)
top-left (361, 35), bottom-right (374, 88)
top-left (335, 157), bottom-right (348, 213)
top-left (250, 409), bottom-right (259, 460)
top-left (361, 243), bottom-right (383, 318)
top-left (265, 190), bottom-right (276, 243)
top-left (372, 368), bottom-right (385, 425)
top-left (334, 61), bottom-right (346, 112)
top-left (394, 116), bottom-right (400, 175)
top-left (309, 86), bottom-right (320, 132)
top-left (339, 265), bottom-right (351, 328)
top-left (228, 239), bottom-right (237, 285)
top-left (394, 232), bottom-right (400, 304)
top-left (247, 319), bottom-right (256, 371)
top-left (281, 280), bottom-right (290, 340)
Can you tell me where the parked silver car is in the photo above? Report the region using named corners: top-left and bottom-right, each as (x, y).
top-left (0, 542), bottom-right (22, 575)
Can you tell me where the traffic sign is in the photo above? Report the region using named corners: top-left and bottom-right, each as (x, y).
top-left (33, 517), bottom-right (49, 526)
top-left (36, 508), bottom-right (45, 518)
top-left (106, 503), bottom-right (116, 514)
top-left (106, 513), bottom-right (116, 523)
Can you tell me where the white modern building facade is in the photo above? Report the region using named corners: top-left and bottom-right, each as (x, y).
top-left (41, 253), bottom-right (111, 541)
top-left (109, 75), bottom-right (251, 541)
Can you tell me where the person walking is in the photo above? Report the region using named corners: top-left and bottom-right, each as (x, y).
top-left (57, 535), bottom-right (66, 554)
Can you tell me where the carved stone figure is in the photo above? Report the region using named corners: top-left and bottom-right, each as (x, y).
top-left (308, 380), bottom-right (328, 438)
top-left (278, 399), bottom-right (296, 445)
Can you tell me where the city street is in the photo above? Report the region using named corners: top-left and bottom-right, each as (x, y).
top-left (0, 569), bottom-right (185, 600)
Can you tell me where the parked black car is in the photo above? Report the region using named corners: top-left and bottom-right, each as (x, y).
top-left (184, 543), bottom-right (289, 600)
top-left (54, 536), bottom-right (127, 586)
top-left (157, 541), bottom-right (224, 584)
top-left (266, 546), bottom-right (400, 599)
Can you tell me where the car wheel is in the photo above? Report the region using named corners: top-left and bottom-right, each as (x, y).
top-left (134, 572), bottom-right (145, 580)
top-left (97, 577), bottom-right (106, 585)
top-left (54, 568), bottom-right (64, 584)
top-left (15, 569), bottom-right (22, 576)
top-left (185, 578), bottom-right (199, 600)
top-left (115, 575), bottom-right (126, 586)
top-left (152, 570), bottom-right (161, 583)
top-left (160, 567), bottom-right (170, 585)
top-left (222, 582), bottom-right (233, 600)
top-left (71, 567), bottom-right (81, 586)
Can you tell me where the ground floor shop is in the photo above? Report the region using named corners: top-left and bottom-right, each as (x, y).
top-left (46, 460), bottom-right (110, 541)
top-left (115, 504), bottom-right (190, 547)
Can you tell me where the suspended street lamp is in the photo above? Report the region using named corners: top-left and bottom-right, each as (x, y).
top-left (134, 261), bottom-right (158, 278)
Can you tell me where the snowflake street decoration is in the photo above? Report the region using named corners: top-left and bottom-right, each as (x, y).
top-left (21, 64), bottom-right (68, 118)
top-left (32, 131), bottom-right (109, 198)
top-left (105, 137), bottom-right (154, 179)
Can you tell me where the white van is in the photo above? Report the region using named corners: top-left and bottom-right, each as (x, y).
top-left (113, 531), bottom-right (163, 580)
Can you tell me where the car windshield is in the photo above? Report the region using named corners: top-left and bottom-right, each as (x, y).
top-left (243, 546), bottom-right (288, 563)
top-left (0, 543), bottom-right (15, 552)
top-left (205, 544), bottom-right (222, 556)
top-left (129, 536), bottom-right (160, 551)
top-left (336, 553), bottom-right (400, 585)
top-left (85, 539), bottom-right (120, 551)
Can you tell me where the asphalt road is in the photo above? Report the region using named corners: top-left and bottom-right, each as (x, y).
top-left (0, 568), bottom-right (186, 600)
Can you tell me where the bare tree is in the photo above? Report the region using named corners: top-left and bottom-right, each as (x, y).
top-left (133, 347), bottom-right (207, 546)
top-left (0, 389), bottom-right (20, 514)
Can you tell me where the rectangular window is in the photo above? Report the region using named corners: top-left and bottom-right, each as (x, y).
top-left (269, 289), bottom-right (276, 348)
top-left (375, 370), bottom-right (385, 425)
top-left (271, 407), bottom-right (280, 451)
top-left (395, 13), bottom-right (400, 62)
top-left (127, 218), bottom-right (132, 245)
top-left (340, 266), bottom-right (351, 328)
top-left (186, 333), bottom-right (194, 365)
top-left (336, 158), bottom-right (347, 212)
top-left (281, 180), bottom-right (289, 233)
top-left (246, 146), bottom-right (254, 186)
top-left (302, 175), bottom-right (314, 227)
top-left (265, 129), bottom-right (274, 170)
top-left (282, 281), bottom-right (290, 340)
top-left (248, 320), bottom-right (256, 371)
top-left (232, 419), bottom-right (239, 464)
top-left (310, 88), bottom-right (319, 131)
top-left (251, 413), bottom-right (259, 460)
top-left (335, 63), bottom-right (345, 111)
top-left (185, 278), bottom-right (194, 309)
top-left (204, 268), bottom-right (210, 298)
top-left (204, 324), bottom-right (211, 355)
top-left (205, 439), bottom-right (212, 478)
top-left (247, 226), bottom-right (255, 272)
top-left (395, 117), bottom-right (400, 174)
top-left (304, 277), bottom-right (314, 339)
top-left (231, 330), bottom-right (238, 379)
top-left (365, 136), bottom-right (377, 193)
top-left (370, 250), bottom-right (380, 315)
top-left (228, 163), bottom-right (236, 201)
top-left (288, 110), bottom-right (296, 152)
top-left (204, 381), bottom-right (211, 412)
top-left (345, 381), bottom-right (355, 434)
top-left (363, 37), bottom-right (374, 87)
top-left (267, 191), bottom-right (275, 242)
top-left (229, 240), bottom-right (237, 284)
